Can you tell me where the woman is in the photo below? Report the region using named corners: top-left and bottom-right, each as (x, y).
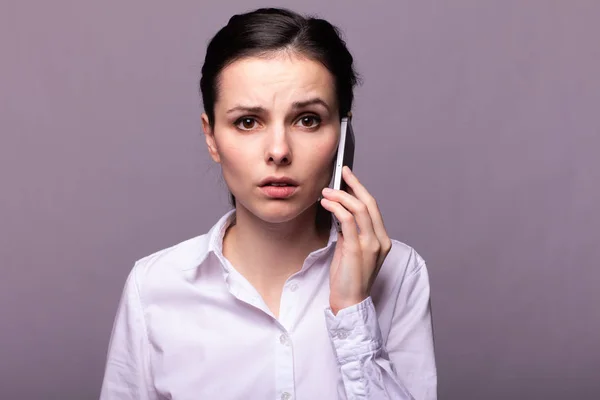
top-left (100, 7), bottom-right (437, 400)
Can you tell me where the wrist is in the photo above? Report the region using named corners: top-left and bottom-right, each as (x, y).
top-left (330, 295), bottom-right (368, 316)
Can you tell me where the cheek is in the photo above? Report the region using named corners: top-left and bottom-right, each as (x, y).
top-left (215, 137), bottom-right (252, 183)
top-left (317, 135), bottom-right (339, 165)
top-left (305, 138), bottom-right (338, 179)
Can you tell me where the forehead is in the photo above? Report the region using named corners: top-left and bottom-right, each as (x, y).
top-left (216, 53), bottom-right (337, 109)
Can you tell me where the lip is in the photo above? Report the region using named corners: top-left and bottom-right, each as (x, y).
top-left (258, 176), bottom-right (299, 199)
top-left (258, 176), bottom-right (300, 187)
top-left (260, 185), bottom-right (297, 199)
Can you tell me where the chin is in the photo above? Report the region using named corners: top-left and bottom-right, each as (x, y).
top-left (243, 197), bottom-right (318, 224)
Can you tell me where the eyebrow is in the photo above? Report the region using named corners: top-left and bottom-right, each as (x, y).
top-left (226, 105), bottom-right (266, 115)
top-left (292, 98), bottom-right (331, 112)
top-left (225, 97), bottom-right (331, 115)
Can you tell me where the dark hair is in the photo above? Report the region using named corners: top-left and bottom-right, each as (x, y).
top-left (199, 7), bottom-right (359, 209)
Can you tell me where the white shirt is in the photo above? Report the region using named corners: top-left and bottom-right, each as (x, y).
top-left (100, 210), bottom-right (437, 399)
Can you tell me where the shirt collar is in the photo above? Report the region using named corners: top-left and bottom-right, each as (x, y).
top-left (207, 209), bottom-right (237, 261)
top-left (199, 209), bottom-right (339, 271)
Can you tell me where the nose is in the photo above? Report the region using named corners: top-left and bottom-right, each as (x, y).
top-left (264, 124), bottom-right (292, 166)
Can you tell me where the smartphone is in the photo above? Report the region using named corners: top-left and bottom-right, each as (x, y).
top-left (330, 115), bottom-right (356, 231)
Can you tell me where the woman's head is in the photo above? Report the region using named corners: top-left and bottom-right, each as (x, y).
top-left (200, 7), bottom-right (359, 224)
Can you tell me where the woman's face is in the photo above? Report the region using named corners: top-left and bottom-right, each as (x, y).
top-left (202, 53), bottom-right (340, 224)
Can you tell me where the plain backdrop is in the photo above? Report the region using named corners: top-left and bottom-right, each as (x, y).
top-left (1, 1), bottom-right (599, 399)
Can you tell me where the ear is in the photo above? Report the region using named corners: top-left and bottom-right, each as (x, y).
top-left (202, 112), bottom-right (221, 163)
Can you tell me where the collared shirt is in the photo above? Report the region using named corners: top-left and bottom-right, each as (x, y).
top-left (100, 210), bottom-right (437, 400)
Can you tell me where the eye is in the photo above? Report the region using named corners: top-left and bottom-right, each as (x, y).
top-left (234, 117), bottom-right (259, 131)
top-left (295, 115), bottom-right (321, 129)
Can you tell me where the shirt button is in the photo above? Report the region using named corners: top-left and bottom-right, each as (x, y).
top-left (289, 283), bottom-right (299, 292)
top-left (336, 330), bottom-right (349, 340)
top-left (281, 392), bottom-right (292, 400)
top-left (279, 333), bottom-right (290, 346)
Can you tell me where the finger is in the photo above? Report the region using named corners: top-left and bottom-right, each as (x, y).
top-left (319, 197), bottom-right (360, 251)
top-left (341, 167), bottom-right (392, 253)
top-left (321, 187), bottom-right (377, 240)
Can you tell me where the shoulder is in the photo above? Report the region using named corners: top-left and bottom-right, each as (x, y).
top-left (384, 238), bottom-right (427, 277)
top-left (373, 238), bottom-right (429, 298)
top-left (125, 232), bottom-right (212, 293)
top-left (130, 210), bottom-right (233, 279)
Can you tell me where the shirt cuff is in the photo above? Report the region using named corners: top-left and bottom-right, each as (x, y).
top-left (324, 296), bottom-right (383, 364)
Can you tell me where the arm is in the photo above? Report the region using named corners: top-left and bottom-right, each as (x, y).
top-left (99, 267), bottom-right (159, 400)
top-left (320, 167), bottom-right (437, 399)
top-left (324, 261), bottom-right (437, 400)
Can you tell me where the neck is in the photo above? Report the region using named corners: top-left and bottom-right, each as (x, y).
top-left (222, 203), bottom-right (331, 292)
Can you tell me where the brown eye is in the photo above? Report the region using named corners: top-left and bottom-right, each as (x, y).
top-left (296, 115), bottom-right (321, 129)
top-left (235, 117), bottom-right (258, 131)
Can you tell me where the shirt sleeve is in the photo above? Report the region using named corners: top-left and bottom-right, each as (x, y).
top-left (324, 262), bottom-right (437, 400)
top-left (99, 267), bottom-right (160, 400)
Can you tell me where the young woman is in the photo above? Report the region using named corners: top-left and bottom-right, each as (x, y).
top-left (100, 7), bottom-right (437, 400)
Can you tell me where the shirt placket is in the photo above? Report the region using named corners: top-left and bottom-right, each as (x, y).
top-left (274, 278), bottom-right (300, 400)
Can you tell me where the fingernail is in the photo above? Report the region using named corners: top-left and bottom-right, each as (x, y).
top-left (322, 187), bottom-right (333, 194)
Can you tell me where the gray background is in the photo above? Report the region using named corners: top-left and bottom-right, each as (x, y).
top-left (1, 0), bottom-right (598, 399)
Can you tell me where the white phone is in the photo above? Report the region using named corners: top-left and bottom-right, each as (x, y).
top-left (330, 115), bottom-right (356, 231)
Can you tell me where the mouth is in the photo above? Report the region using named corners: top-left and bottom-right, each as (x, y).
top-left (259, 177), bottom-right (299, 199)
top-left (258, 176), bottom-right (300, 187)
top-left (263, 183), bottom-right (294, 187)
